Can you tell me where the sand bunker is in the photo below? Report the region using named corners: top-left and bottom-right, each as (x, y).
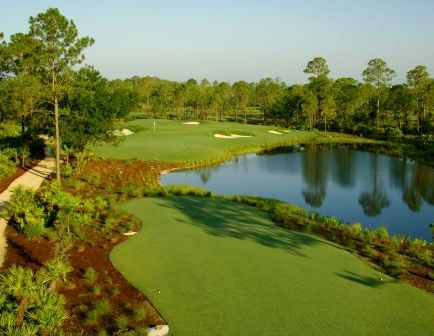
top-left (214, 134), bottom-right (252, 139)
top-left (113, 129), bottom-right (134, 136)
top-left (182, 121), bottom-right (200, 125)
top-left (123, 231), bottom-right (138, 236)
top-left (268, 130), bottom-right (283, 135)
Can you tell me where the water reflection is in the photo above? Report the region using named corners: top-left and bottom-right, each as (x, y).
top-left (302, 145), bottom-right (330, 208)
top-left (358, 153), bottom-right (391, 217)
top-left (403, 163), bottom-right (434, 211)
top-left (332, 149), bottom-right (357, 188)
top-left (162, 144), bottom-right (434, 240)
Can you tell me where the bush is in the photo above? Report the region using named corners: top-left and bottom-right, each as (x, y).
top-left (165, 185), bottom-right (213, 197)
top-left (346, 223), bottom-right (362, 237)
top-left (120, 183), bottom-right (146, 197)
top-left (384, 127), bottom-right (403, 138)
top-left (361, 245), bottom-right (376, 258)
top-left (0, 154), bottom-right (16, 178)
top-left (380, 255), bottom-right (407, 276)
top-left (132, 307), bottom-right (147, 321)
top-left (93, 299), bottom-right (112, 316)
top-left (115, 315), bottom-right (129, 329)
top-left (0, 265), bottom-right (68, 334)
top-left (374, 226), bottom-right (389, 240)
top-left (7, 186), bottom-right (46, 238)
top-left (83, 267), bottom-right (98, 283)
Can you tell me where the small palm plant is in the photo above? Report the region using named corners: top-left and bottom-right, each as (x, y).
top-left (0, 264), bottom-right (68, 335)
top-left (45, 258), bottom-right (73, 285)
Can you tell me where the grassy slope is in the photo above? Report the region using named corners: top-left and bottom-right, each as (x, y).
top-left (111, 197), bottom-right (434, 336)
top-left (93, 119), bottom-right (324, 162)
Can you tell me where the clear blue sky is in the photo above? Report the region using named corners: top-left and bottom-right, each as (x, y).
top-left (1, 0), bottom-right (434, 84)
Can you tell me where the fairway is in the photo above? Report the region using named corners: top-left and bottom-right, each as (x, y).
top-left (93, 119), bottom-right (316, 162)
top-left (110, 197), bottom-right (434, 336)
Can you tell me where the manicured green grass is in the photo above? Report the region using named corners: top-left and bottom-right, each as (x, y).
top-left (110, 197), bottom-right (434, 336)
top-left (93, 119), bottom-right (322, 162)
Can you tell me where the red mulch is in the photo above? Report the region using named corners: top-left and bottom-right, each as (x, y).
top-left (1, 159), bottom-right (179, 334)
top-left (3, 225), bottom-right (165, 334)
top-left (0, 166), bottom-right (27, 193)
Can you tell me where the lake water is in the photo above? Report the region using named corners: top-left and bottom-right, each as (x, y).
top-left (161, 144), bottom-right (434, 241)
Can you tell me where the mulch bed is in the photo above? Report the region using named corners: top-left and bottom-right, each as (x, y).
top-left (3, 226), bottom-right (165, 334)
top-left (0, 166), bottom-right (27, 193)
top-left (1, 158), bottom-right (181, 334)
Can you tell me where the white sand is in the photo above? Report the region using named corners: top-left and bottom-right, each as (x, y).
top-left (282, 130), bottom-right (292, 133)
top-left (182, 121), bottom-right (200, 125)
top-left (123, 231), bottom-right (138, 236)
top-left (268, 130), bottom-right (283, 135)
top-left (113, 129), bottom-right (134, 136)
top-left (214, 134), bottom-right (252, 139)
top-left (147, 325), bottom-right (170, 336)
top-left (0, 158), bottom-right (54, 268)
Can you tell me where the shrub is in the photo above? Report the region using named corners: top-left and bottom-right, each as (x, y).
top-left (84, 310), bottom-right (99, 325)
top-left (416, 250), bottom-right (434, 267)
top-left (92, 285), bottom-right (103, 295)
top-left (323, 216), bottom-right (342, 229)
top-left (111, 287), bottom-right (121, 296)
top-left (374, 226), bottom-right (389, 240)
top-left (7, 186), bottom-right (46, 238)
top-left (44, 257), bottom-right (73, 283)
top-left (132, 307), bottom-right (147, 321)
top-left (115, 315), bottom-right (129, 329)
top-left (380, 255), bottom-right (406, 276)
top-left (0, 154), bottom-right (16, 178)
top-left (83, 267), bottom-right (98, 283)
top-left (384, 126), bottom-right (403, 138)
top-left (120, 183), bottom-right (145, 197)
top-left (361, 245), bottom-right (376, 258)
top-left (165, 184), bottom-right (212, 197)
top-left (61, 162), bottom-right (74, 178)
top-left (270, 203), bottom-right (293, 223)
top-left (347, 223), bottom-right (362, 237)
top-left (0, 265), bottom-right (68, 334)
top-left (93, 299), bottom-right (112, 316)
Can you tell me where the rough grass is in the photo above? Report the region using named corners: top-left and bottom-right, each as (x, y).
top-left (110, 197), bottom-right (434, 336)
top-left (93, 119), bottom-right (359, 162)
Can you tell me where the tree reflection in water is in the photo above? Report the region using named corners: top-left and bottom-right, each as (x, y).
top-left (302, 145), bottom-right (330, 208)
top-left (358, 153), bottom-right (391, 216)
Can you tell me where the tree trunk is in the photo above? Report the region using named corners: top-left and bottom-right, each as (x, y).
top-left (376, 96), bottom-right (380, 128)
top-left (52, 61), bottom-right (61, 183)
top-left (54, 94), bottom-right (61, 183)
top-left (17, 297), bottom-right (29, 327)
top-left (324, 114), bottom-right (327, 132)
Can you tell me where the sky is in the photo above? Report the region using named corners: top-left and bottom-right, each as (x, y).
top-left (1, 0), bottom-right (434, 84)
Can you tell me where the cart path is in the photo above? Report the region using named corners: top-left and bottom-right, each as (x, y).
top-left (0, 158), bottom-right (54, 268)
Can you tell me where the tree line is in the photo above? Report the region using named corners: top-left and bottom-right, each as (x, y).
top-left (116, 58), bottom-right (434, 136)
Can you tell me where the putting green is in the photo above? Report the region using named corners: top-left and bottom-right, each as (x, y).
top-left (93, 119), bottom-right (317, 162)
top-left (110, 197), bottom-right (434, 336)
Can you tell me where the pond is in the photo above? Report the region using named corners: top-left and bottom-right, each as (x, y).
top-left (161, 144), bottom-right (434, 241)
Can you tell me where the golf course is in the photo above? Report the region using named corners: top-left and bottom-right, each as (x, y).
top-left (2, 4), bottom-right (434, 335)
top-left (94, 119), bottom-right (324, 162)
top-left (111, 197), bottom-right (434, 335)
top-left (99, 121), bottom-right (434, 335)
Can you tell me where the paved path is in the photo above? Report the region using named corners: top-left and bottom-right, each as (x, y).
top-left (0, 158), bottom-right (54, 268)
